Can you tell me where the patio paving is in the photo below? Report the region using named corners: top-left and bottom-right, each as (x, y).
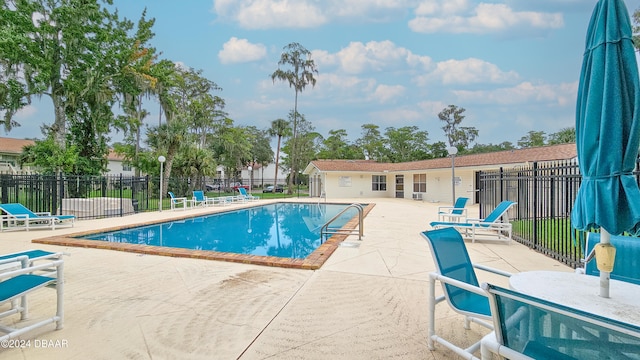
top-left (0, 198), bottom-right (570, 359)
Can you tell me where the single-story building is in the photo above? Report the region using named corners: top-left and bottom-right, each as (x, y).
top-left (303, 143), bottom-right (577, 204)
top-left (0, 137), bottom-right (134, 175)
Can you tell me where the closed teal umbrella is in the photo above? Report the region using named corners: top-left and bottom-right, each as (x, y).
top-left (572, 0), bottom-right (640, 297)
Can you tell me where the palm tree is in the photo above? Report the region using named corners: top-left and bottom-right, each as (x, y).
top-left (271, 42), bottom-right (318, 193)
top-left (268, 118), bottom-right (292, 189)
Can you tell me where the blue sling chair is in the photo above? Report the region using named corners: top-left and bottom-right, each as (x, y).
top-left (481, 283), bottom-right (640, 360)
top-left (437, 197), bottom-right (469, 222)
top-left (422, 227), bottom-right (511, 359)
top-left (430, 201), bottom-right (517, 244)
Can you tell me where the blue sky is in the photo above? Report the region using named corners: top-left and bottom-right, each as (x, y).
top-left (6, 0), bottom-right (640, 147)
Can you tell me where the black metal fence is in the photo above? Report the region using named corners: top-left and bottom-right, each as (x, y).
top-left (479, 159), bottom-right (640, 269)
top-left (0, 173), bottom-right (295, 220)
top-left (0, 173), bottom-right (154, 219)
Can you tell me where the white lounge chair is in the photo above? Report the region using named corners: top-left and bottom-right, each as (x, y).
top-left (168, 192), bottom-right (188, 210)
top-left (191, 190), bottom-right (216, 207)
top-left (0, 254), bottom-right (64, 341)
top-left (421, 228), bottom-right (512, 359)
top-left (480, 283), bottom-right (640, 360)
top-left (430, 201), bottom-right (517, 243)
top-left (437, 197), bottom-right (469, 222)
top-left (0, 203), bottom-right (75, 231)
top-left (238, 187), bottom-right (259, 201)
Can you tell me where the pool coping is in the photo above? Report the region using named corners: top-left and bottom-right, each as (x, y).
top-left (33, 202), bottom-right (376, 270)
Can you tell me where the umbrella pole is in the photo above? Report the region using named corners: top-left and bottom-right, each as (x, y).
top-left (599, 229), bottom-right (612, 298)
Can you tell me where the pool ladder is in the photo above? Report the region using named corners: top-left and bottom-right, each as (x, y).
top-left (320, 203), bottom-right (364, 242)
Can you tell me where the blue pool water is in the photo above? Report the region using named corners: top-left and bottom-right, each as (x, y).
top-left (81, 203), bottom-right (358, 259)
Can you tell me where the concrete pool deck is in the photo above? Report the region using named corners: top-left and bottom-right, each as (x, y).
top-left (0, 198), bottom-right (570, 359)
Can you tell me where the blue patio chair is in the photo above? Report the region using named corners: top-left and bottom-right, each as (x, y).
top-left (238, 187), bottom-right (259, 201)
top-left (430, 201), bottom-right (517, 243)
top-left (191, 190), bottom-right (215, 207)
top-left (168, 192), bottom-right (188, 210)
top-left (578, 232), bottom-right (640, 285)
top-left (421, 227), bottom-right (512, 359)
top-left (0, 249), bottom-right (63, 266)
top-left (0, 203), bottom-right (75, 231)
top-left (481, 283), bottom-right (640, 360)
top-left (0, 254), bottom-right (64, 341)
top-left (437, 197), bottom-right (469, 222)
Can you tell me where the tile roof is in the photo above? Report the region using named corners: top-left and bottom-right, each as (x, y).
top-left (0, 137), bottom-right (124, 161)
top-left (309, 143), bottom-right (577, 172)
top-left (0, 137), bottom-right (35, 154)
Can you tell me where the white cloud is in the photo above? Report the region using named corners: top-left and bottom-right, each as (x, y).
top-left (417, 100), bottom-right (448, 116)
top-left (317, 41), bottom-right (432, 75)
top-left (409, 2), bottom-right (564, 34)
top-left (213, 0), bottom-right (416, 29)
top-left (218, 37), bottom-right (267, 64)
top-left (453, 81), bottom-right (578, 106)
top-left (423, 58), bottom-right (519, 85)
top-left (213, 0), bottom-right (327, 29)
top-left (369, 108), bottom-right (424, 127)
top-left (14, 105), bottom-right (37, 119)
top-left (372, 84), bottom-right (405, 103)
top-left (414, 0), bottom-right (470, 16)
top-left (327, 0), bottom-right (413, 19)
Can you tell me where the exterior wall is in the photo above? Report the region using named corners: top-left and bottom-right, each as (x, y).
top-left (419, 168), bottom-right (477, 204)
top-left (390, 169), bottom-right (476, 204)
top-left (305, 160), bottom-right (542, 202)
top-left (241, 163), bottom-right (289, 187)
top-left (106, 160), bottom-right (135, 176)
top-left (322, 172), bottom-right (393, 199)
top-left (308, 167), bottom-right (479, 203)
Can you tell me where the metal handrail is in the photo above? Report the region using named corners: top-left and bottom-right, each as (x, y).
top-left (320, 203), bottom-right (364, 242)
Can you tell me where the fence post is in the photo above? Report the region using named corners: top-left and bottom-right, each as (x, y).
top-left (532, 161), bottom-right (538, 249)
top-left (119, 173), bottom-right (124, 217)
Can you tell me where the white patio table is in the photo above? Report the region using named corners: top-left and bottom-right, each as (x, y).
top-left (509, 270), bottom-right (640, 326)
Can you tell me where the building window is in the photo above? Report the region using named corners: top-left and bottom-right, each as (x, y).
top-left (413, 173), bottom-right (426, 192)
top-left (122, 163), bottom-right (132, 172)
top-left (372, 175), bottom-right (387, 191)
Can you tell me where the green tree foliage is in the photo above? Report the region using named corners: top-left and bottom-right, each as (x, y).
top-left (317, 129), bottom-right (363, 160)
top-left (172, 143), bottom-right (217, 190)
top-left (19, 137), bottom-right (79, 174)
top-left (518, 131), bottom-right (547, 148)
top-left (383, 126), bottom-right (430, 163)
top-left (146, 118), bottom-right (188, 195)
top-left (0, 0), bottom-right (136, 145)
top-left (467, 142), bottom-right (516, 154)
top-left (148, 65), bottom-right (222, 193)
top-left (438, 105), bottom-right (479, 148)
top-left (548, 127), bottom-right (575, 145)
top-left (355, 124), bottom-right (386, 161)
top-left (633, 6), bottom-right (640, 50)
top-left (113, 11), bottom-right (161, 175)
top-left (280, 113), bottom-right (318, 183)
top-left (427, 141), bottom-right (449, 158)
top-left (245, 126), bottom-right (274, 185)
top-left (268, 118), bottom-right (292, 186)
top-left (271, 43), bottom-right (318, 193)
top-left (208, 118), bottom-right (251, 183)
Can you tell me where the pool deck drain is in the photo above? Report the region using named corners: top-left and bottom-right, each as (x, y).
top-left (339, 241), bottom-right (361, 248)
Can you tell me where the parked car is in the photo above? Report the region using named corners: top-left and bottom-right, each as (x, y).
top-left (263, 185), bottom-right (284, 193)
top-left (231, 182), bottom-right (250, 192)
top-left (205, 183), bottom-right (221, 191)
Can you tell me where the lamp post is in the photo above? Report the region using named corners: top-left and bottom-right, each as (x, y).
top-left (297, 170), bottom-right (301, 198)
top-left (247, 165), bottom-right (253, 195)
top-left (158, 155), bottom-right (166, 212)
top-left (447, 147), bottom-right (458, 205)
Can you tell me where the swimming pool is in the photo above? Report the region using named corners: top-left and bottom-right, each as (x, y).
top-left (79, 202), bottom-right (360, 260)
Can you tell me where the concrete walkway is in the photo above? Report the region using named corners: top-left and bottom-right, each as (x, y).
top-left (0, 198), bottom-right (569, 359)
